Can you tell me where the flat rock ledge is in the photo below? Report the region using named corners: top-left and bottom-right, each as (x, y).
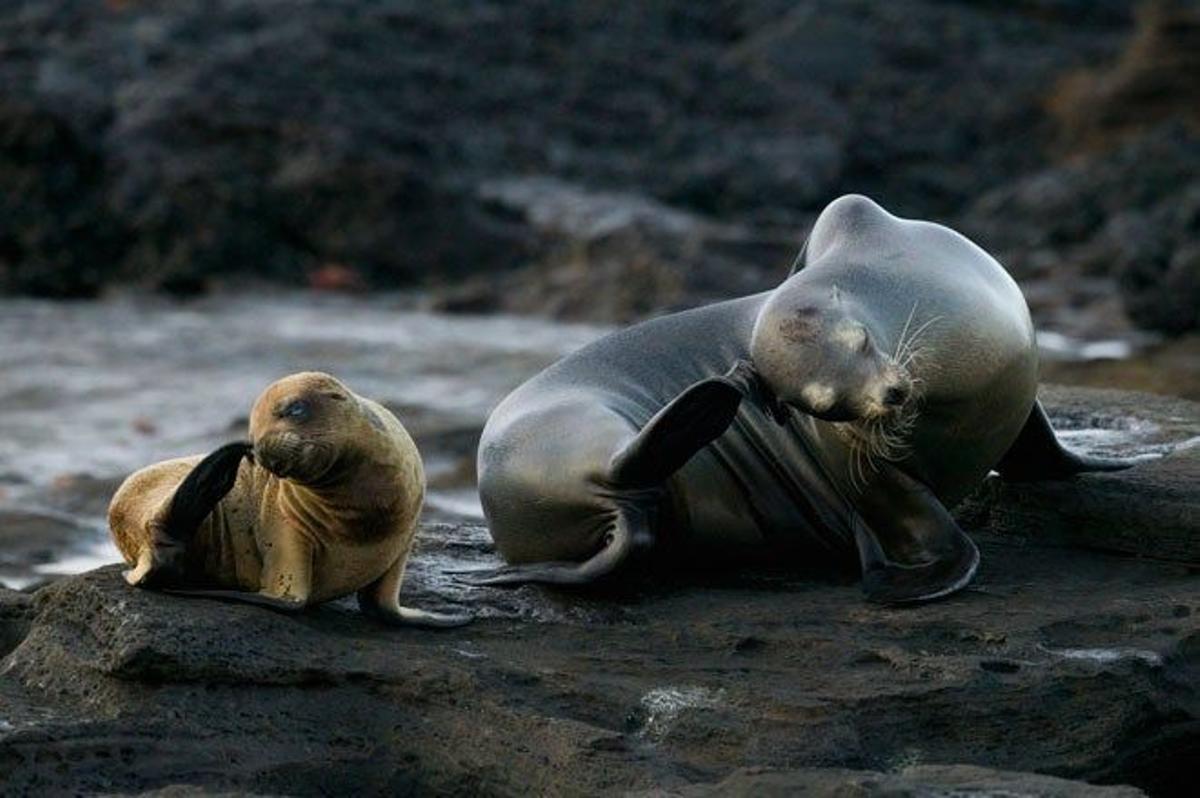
top-left (2, 386), bottom-right (1198, 796)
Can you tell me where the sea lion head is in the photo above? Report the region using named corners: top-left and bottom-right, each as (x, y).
top-left (750, 282), bottom-right (913, 423)
top-left (249, 371), bottom-right (364, 485)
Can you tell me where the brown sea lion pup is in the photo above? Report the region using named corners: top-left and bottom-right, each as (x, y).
top-left (107, 371), bottom-right (469, 628)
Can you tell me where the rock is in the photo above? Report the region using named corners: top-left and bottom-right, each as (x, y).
top-left (1035, 333), bottom-right (1200, 404)
top-left (957, 385), bottom-right (1200, 564)
top-left (646, 764), bottom-right (1147, 797)
top-left (1, 384), bottom-right (1197, 795)
top-left (0, 587), bottom-right (34, 659)
top-left (1047, 0), bottom-right (1200, 153)
top-left (1, 538), bottom-right (1194, 795)
top-left (0, 0), bottom-right (1162, 326)
top-left (960, 0), bottom-right (1200, 339)
top-left (0, 101), bottom-right (127, 298)
top-left (430, 177), bottom-right (793, 322)
top-left (0, 508), bottom-right (101, 589)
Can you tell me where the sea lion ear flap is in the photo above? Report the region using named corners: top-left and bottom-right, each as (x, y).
top-left (786, 235), bottom-right (810, 277)
top-left (609, 377), bottom-right (744, 489)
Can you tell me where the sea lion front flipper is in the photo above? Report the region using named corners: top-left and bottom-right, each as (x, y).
top-left (126, 441), bottom-right (253, 589)
top-left (852, 463), bottom-right (980, 605)
top-left (450, 502), bottom-right (651, 587)
top-left (609, 373), bottom-right (746, 488)
top-left (995, 401), bottom-right (1140, 482)
top-left (162, 441), bottom-right (254, 539)
top-left (357, 552), bottom-right (472, 629)
top-left (163, 531), bottom-right (316, 613)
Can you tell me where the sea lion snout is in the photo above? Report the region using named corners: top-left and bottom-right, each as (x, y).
top-left (253, 431), bottom-right (303, 478)
top-left (863, 366), bottom-right (914, 419)
top-left (751, 290), bottom-right (907, 423)
top-left (253, 431), bottom-right (340, 484)
top-left (247, 372), bottom-right (361, 484)
top-left (883, 384), bottom-right (908, 406)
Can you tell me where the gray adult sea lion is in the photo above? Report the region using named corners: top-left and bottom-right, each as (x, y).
top-left (108, 371), bottom-right (469, 627)
top-left (463, 194), bottom-right (1132, 603)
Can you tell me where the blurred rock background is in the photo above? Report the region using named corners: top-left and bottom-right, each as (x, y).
top-left (0, 0), bottom-right (1197, 390)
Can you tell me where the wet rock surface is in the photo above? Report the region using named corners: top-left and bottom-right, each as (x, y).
top-left (958, 385), bottom-right (1200, 563)
top-left (646, 765), bottom-right (1149, 797)
top-left (1, 535), bottom-right (1195, 795)
top-left (1, 385), bottom-right (1197, 795)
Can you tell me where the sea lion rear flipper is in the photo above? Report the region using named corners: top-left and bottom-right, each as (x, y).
top-left (995, 401), bottom-right (1139, 482)
top-left (450, 502), bottom-right (651, 587)
top-left (358, 552), bottom-right (472, 628)
top-left (853, 463), bottom-right (980, 605)
top-left (127, 441), bottom-right (253, 588)
top-left (358, 601), bottom-right (472, 629)
top-left (609, 371), bottom-right (747, 488)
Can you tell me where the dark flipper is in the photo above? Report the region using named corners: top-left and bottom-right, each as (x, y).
top-left (609, 374), bottom-right (745, 488)
top-left (457, 363), bottom-right (760, 589)
top-left (130, 441), bottom-right (253, 589)
top-left (853, 462), bottom-right (980, 605)
top-left (163, 441), bottom-right (254, 539)
top-left (451, 502), bottom-right (652, 587)
top-left (996, 401), bottom-right (1137, 482)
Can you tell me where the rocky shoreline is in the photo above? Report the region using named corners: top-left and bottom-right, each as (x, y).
top-left (1, 385), bottom-right (1196, 796)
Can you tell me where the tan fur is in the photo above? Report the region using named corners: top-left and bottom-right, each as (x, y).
top-left (106, 372), bottom-right (451, 625)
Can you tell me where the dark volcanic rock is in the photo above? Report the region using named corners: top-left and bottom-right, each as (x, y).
top-left (0, 0), bottom-right (1139, 303)
top-left (0, 587), bottom-right (34, 658)
top-left (650, 764), bottom-right (1147, 797)
top-left (962, 123), bottom-right (1200, 337)
top-left (1, 385), bottom-right (1198, 795)
top-left (1, 541), bottom-right (1194, 796)
top-left (4, 0), bottom-right (1195, 340)
top-left (0, 101), bottom-right (127, 297)
top-left (1048, 0), bottom-right (1200, 153)
top-left (961, 0), bottom-right (1200, 337)
top-left (958, 385), bottom-right (1200, 563)
top-left (430, 178), bottom-right (794, 322)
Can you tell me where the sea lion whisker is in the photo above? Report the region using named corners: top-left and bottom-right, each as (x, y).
top-left (902, 315), bottom-right (943, 355)
top-left (893, 314), bottom-right (941, 372)
top-left (894, 301), bottom-right (919, 360)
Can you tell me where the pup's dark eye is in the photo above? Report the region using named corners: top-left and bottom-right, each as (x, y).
top-left (281, 400), bottom-right (310, 420)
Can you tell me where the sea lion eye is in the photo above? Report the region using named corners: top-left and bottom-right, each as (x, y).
top-left (281, 399), bottom-right (311, 420)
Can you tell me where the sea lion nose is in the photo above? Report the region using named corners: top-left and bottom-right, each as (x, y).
top-left (883, 385), bottom-right (909, 406)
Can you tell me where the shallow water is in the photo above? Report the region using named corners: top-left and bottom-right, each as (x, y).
top-left (0, 293), bottom-right (606, 489)
top-left (0, 292), bottom-right (607, 588)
